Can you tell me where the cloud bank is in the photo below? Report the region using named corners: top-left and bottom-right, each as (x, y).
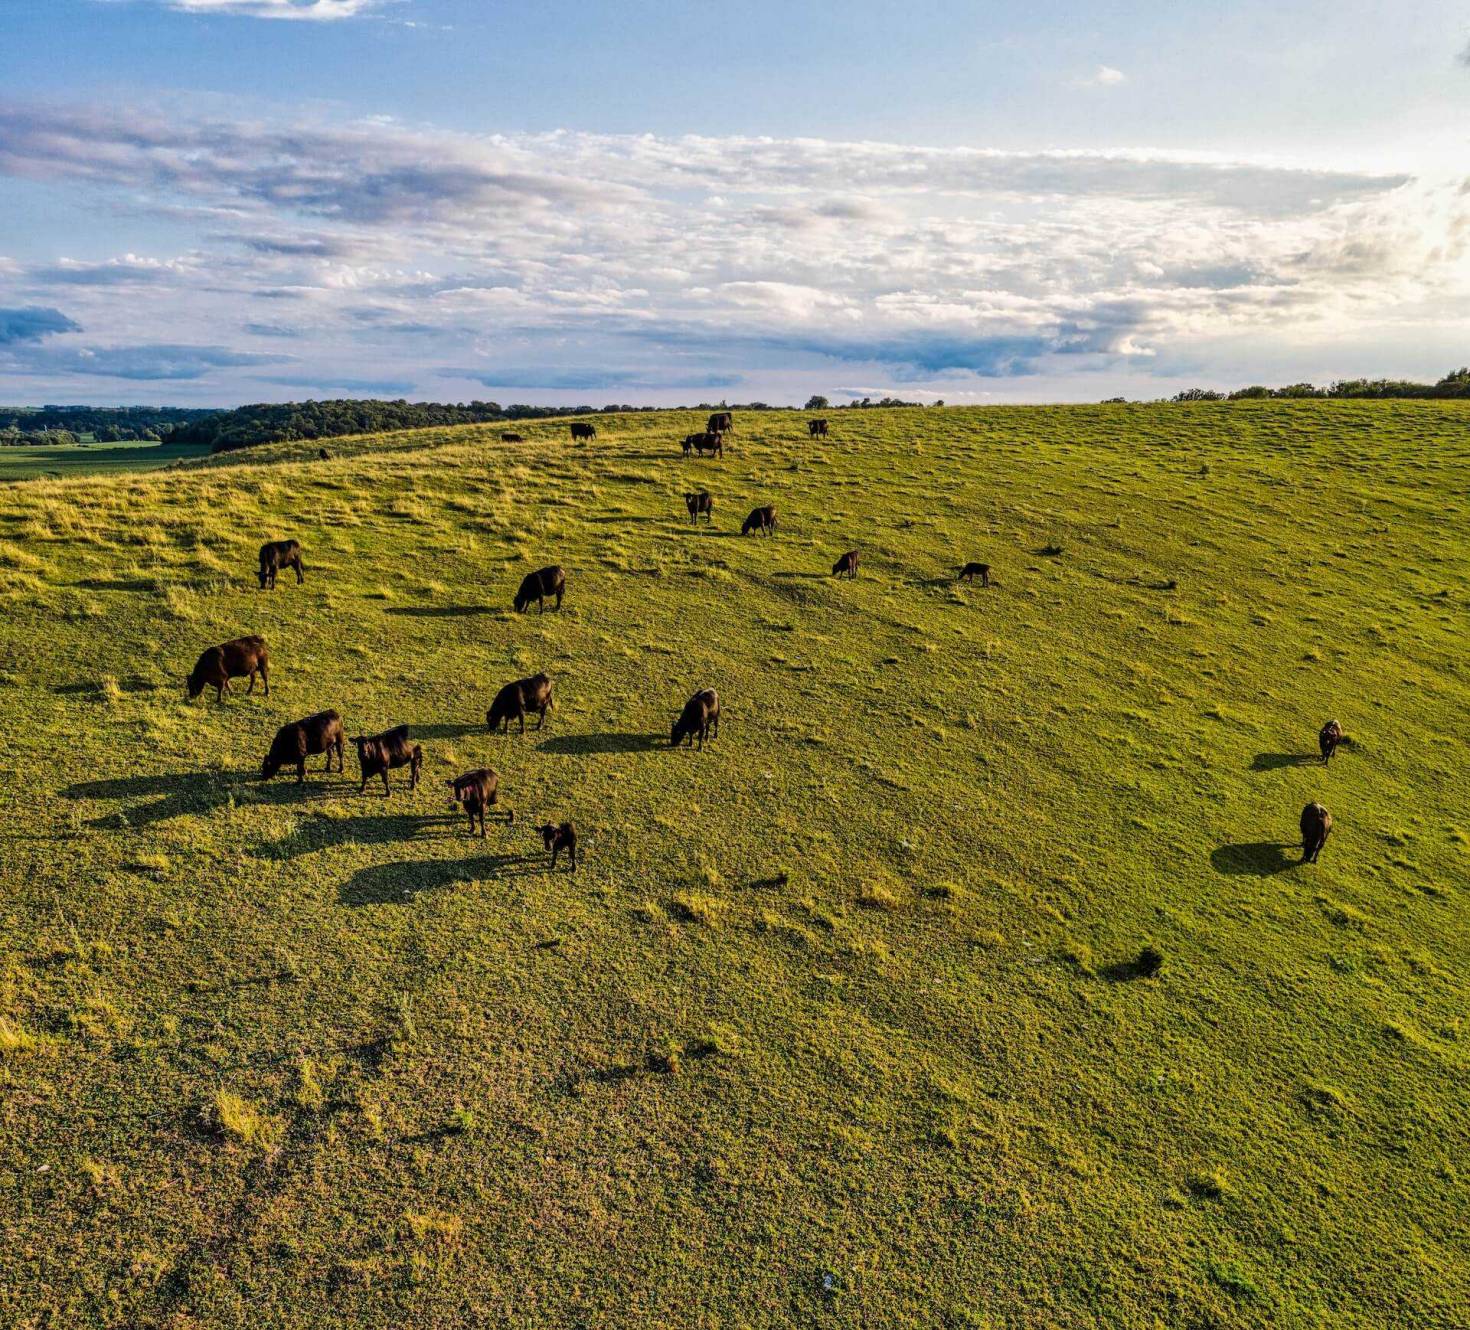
top-left (0, 99), bottom-right (1463, 402)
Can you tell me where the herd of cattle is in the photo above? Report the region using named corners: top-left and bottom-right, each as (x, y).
top-left (185, 412), bottom-right (1341, 872)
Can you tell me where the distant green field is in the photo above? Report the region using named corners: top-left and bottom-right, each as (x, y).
top-left (0, 403), bottom-right (1466, 1328)
top-left (0, 437), bottom-right (210, 482)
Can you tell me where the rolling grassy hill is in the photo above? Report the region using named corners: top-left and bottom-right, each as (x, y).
top-left (1, 402), bottom-right (1466, 1328)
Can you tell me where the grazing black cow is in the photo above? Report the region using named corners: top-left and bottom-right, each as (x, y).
top-left (318, 448), bottom-right (330, 460)
top-left (501, 431), bottom-right (525, 443)
top-left (683, 431), bottom-right (723, 458)
top-left (671, 687), bottom-right (720, 749)
top-left (514, 565), bottom-right (566, 614)
top-left (537, 821), bottom-right (577, 871)
top-left (487, 673), bottom-right (554, 734)
top-left (958, 562), bottom-right (991, 586)
top-left (258, 539), bottom-right (304, 590)
top-left (1319, 719), bottom-right (1344, 763)
top-left (188, 636), bottom-right (268, 703)
top-left (707, 411), bottom-right (733, 436)
top-left (447, 769), bottom-right (512, 837)
top-left (741, 505), bottom-right (777, 536)
top-left (351, 724), bottom-right (422, 795)
top-left (685, 491), bottom-right (713, 524)
top-left (570, 422), bottom-right (597, 441)
top-left (808, 418), bottom-right (829, 438)
top-left (261, 710), bottom-right (344, 783)
top-left (1300, 802), bottom-right (1332, 864)
top-left (832, 549), bottom-right (859, 579)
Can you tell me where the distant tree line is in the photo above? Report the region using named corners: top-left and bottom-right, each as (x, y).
top-left (1158, 368), bottom-right (1470, 404)
top-left (177, 399), bottom-right (609, 454)
top-left (0, 405), bottom-right (216, 445)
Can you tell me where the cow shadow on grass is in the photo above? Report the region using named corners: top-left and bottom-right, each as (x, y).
top-left (54, 675), bottom-right (158, 698)
top-left (1210, 842), bottom-right (1299, 876)
top-left (537, 732), bottom-right (664, 755)
top-left (1250, 753), bottom-right (1319, 771)
top-left (771, 570), bottom-right (827, 580)
top-left (339, 853), bottom-right (540, 906)
top-left (61, 770), bottom-right (242, 828)
top-left (384, 605), bottom-right (498, 618)
top-left (256, 811), bottom-right (459, 861)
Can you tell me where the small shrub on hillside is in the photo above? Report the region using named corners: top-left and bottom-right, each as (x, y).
top-left (857, 884), bottom-right (901, 911)
top-left (669, 892), bottom-right (720, 924)
top-left (0, 1018), bottom-right (43, 1057)
top-left (202, 1090), bottom-right (284, 1151)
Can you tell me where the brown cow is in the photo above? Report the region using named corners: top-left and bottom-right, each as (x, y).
top-left (1319, 719), bottom-right (1344, 763)
top-left (808, 418), bottom-right (829, 437)
top-left (832, 550), bottom-right (859, 579)
top-left (258, 539), bottom-right (304, 590)
top-left (261, 710), bottom-right (344, 783)
top-left (351, 724), bottom-right (422, 795)
top-left (671, 687), bottom-right (720, 749)
top-left (487, 673), bottom-right (554, 734)
top-left (570, 422), bottom-right (597, 441)
top-left (958, 562), bottom-right (991, 586)
top-left (187, 636), bottom-right (269, 702)
top-left (1300, 802), bottom-right (1332, 864)
top-left (537, 821), bottom-right (577, 871)
top-left (685, 491), bottom-right (713, 524)
top-left (515, 565), bottom-right (566, 614)
top-left (707, 411), bottom-right (733, 435)
top-left (447, 769), bottom-right (513, 837)
top-left (501, 431), bottom-right (525, 443)
top-left (741, 505), bottom-right (777, 536)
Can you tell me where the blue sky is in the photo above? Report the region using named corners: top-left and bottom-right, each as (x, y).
top-left (2, 0), bottom-right (1468, 405)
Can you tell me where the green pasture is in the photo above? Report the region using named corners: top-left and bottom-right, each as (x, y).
top-left (0, 402), bottom-right (1465, 1327)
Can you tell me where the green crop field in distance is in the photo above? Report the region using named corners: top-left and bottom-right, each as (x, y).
top-left (0, 437), bottom-right (212, 483)
top-left (0, 402), bottom-right (1466, 1328)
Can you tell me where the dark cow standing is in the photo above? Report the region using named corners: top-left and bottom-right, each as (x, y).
top-left (683, 432), bottom-right (723, 458)
top-left (808, 419), bottom-right (829, 438)
top-left (261, 710), bottom-right (344, 783)
top-left (1300, 802), bottom-right (1332, 863)
top-left (515, 565), bottom-right (566, 613)
top-left (487, 673), bottom-right (554, 734)
top-left (832, 550), bottom-right (859, 579)
top-left (1319, 719), bottom-right (1344, 763)
top-left (188, 636), bottom-right (269, 702)
top-left (447, 769), bottom-right (513, 837)
top-left (537, 821), bottom-right (577, 871)
top-left (258, 539), bottom-right (304, 590)
top-left (501, 432), bottom-right (525, 443)
top-left (707, 411), bottom-right (733, 436)
top-left (671, 687), bottom-right (720, 749)
top-left (685, 491), bottom-right (713, 524)
top-left (742, 505), bottom-right (777, 537)
top-left (570, 422), bottom-right (597, 441)
top-left (958, 562), bottom-right (991, 586)
top-left (351, 724), bottom-right (423, 795)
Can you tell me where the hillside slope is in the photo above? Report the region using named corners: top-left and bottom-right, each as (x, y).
top-left (1, 404), bottom-right (1467, 1328)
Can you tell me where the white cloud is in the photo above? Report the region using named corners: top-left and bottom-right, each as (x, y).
top-left (138, 0), bottom-right (383, 19)
top-left (0, 99), bottom-right (1463, 399)
top-left (1079, 65), bottom-right (1128, 88)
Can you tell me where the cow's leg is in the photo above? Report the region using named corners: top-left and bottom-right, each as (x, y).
top-left (519, 710), bottom-right (527, 735)
top-left (297, 759), bottom-right (306, 784)
top-left (260, 661), bottom-right (269, 696)
top-left (294, 558), bottom-right (304, 584)
top-left (537, 705), bottom-right (547, 730)
top-left (550, 844), bottom-right (559, 870)
top-left (555, 588), bottom-right (563, 610)
top-left (569, 842), bottom-right (576, 871)
top-left (381, 768), bottom-right (390, 796)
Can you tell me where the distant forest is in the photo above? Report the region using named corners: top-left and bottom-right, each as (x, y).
top-left (0, 405), bottom-right (215, 447)
top-left (1153, 367), bottom-right (1470, 403)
